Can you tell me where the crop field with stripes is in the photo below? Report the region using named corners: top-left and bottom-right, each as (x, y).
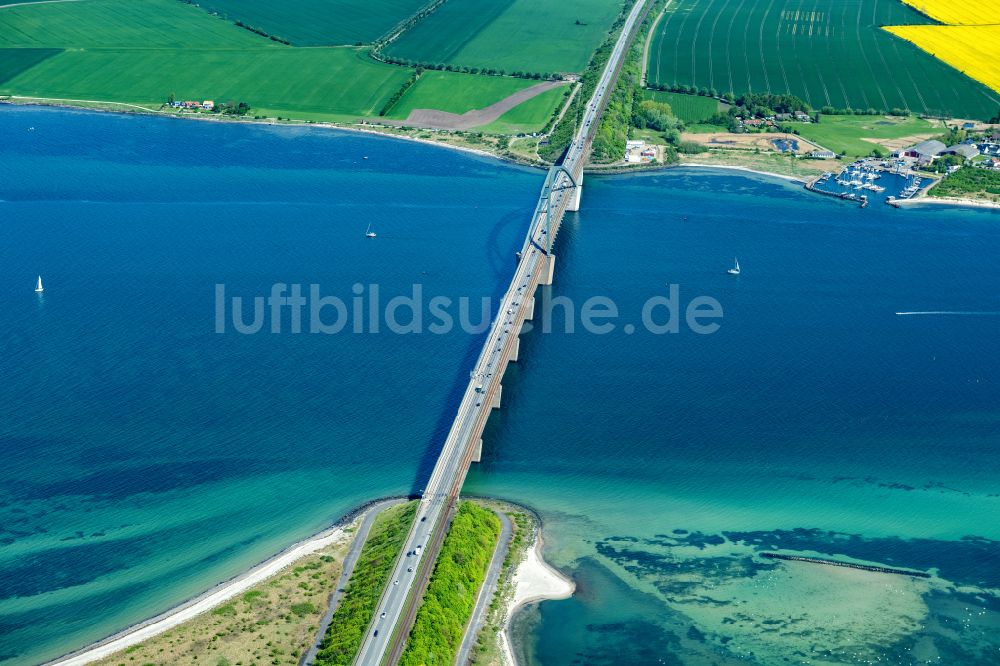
top-left (898, 0), bottom-right (1000, 26)
top-left (646, 0), bottom-right (1000, 120)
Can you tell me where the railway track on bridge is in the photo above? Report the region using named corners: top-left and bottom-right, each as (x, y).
top-left (351, 2), bottom-right (652, 663)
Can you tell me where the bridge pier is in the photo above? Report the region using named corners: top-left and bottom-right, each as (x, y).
top-left (510, 337), bottom-right (520, 361)
top-left (523, 297), bottom-right (535, 321)
top-left (491, 384), bottom-right (502, 409)
top-left (539, 253), bottom-right (556, 286)
top-left (472, 438), bottom-right (482, 463)
top-left (566, 173), bottom-right (583, 212)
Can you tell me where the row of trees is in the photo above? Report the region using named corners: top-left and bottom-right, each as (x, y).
top-left (376, 54), bottom-right (561, 81)
top-left (233, 19), bottom-right (291, 44)
top-left (649, 81), bottom-right (735, 102)
top-left (380, 69), bottom-right (422, 116)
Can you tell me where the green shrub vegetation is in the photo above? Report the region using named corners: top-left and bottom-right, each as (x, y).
top-left (398, 502), bottom-right (501, 666)
top-left (590, 0), bottom-right (688, 164)
top-left (930, 167), bottom-right (1000, 201)
top-left (314, 501), bottom-right (418, 666)
top-left (470, 510), bottom-right (532, 665)
top-left (645, 0), bottom-right (998, 120)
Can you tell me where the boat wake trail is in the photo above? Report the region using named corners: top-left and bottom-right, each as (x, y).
top-left (895, 311), bottom-right (1000, 316)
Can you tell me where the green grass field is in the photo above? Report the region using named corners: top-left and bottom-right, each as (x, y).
top-left (476, 85), bottom-right (567, 133)
top-left (644, 90), bottom-right (720, 123)
top-left (0, 0), bottom-right (267, 48)
top-left (646, 0), bottom-right (1000, 120)
top-left (194, 0), bottom-right (429, 46)
top-left (1, 47), bottom-right (413, 117)
top-left (384, 0), bottom-right (627, 74)
top-left (0, 48), bottom-right (61, 85)
top-left (794, 114), bottom-right (939, 156)
top-left (386, 71), bottom-right (541, 118)
top-left (0, 0), bottom-right (574, 129)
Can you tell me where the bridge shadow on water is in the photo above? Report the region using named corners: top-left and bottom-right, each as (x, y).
top-left (406, 203), bottom-right (541, 495)
top-left (406, 207), bottom-right (584, 491)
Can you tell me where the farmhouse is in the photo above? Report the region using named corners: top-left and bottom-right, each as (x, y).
top-left (202, 100), bottom-right (215, 110)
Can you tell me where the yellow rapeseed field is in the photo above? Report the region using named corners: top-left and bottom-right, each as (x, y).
top-left (898, 0), bottom-right (1000, 25)
top-left (886, 25), bottom-right (1000, 95)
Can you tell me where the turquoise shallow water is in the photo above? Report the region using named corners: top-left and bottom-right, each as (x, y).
top-left (2, 106), bottom-right (999, 665)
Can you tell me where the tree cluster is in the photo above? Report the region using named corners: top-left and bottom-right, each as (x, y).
top-left (398, 503), bottom-right (501, 666)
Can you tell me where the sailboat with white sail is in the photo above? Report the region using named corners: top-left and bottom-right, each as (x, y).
top-left (727, 258), bottom-right (740, 276)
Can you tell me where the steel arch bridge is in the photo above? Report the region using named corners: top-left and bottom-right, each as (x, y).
top-left (522, 165), bottom-right (578, 256)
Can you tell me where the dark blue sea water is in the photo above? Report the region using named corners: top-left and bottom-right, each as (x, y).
top-left (2, 106), bottom-right (999, 665)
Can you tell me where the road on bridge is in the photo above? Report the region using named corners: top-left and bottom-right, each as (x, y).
top-left (352, 1), bottom-right (650, 663)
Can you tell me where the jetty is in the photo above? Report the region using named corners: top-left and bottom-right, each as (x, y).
top-left (760, 552), bottom-right (931, 578)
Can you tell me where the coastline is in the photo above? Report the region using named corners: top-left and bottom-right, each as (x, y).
top-left (45, 496), bottom-right (405, 666)
top-left (498, 532), bottom-right (575, 666)
top-left (897, 195), bottom-right (1000, 211)
top-left (5, 98), bottom-right (996, 212)
top-left (0, 97), bottom-right (542, 170)
top-left (678, 162), bottom-right (807, 184)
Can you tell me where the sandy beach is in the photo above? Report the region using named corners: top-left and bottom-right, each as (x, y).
top-left (46, 515), bottom-right (362, 666)
top-left (681, 162), bottom-right (808, 184)
top-left (897, 195), bottom-right (1000, 211)
top-left (498, 533), bottom-right (575, 666)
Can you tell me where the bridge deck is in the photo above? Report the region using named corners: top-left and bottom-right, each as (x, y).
top-left (352, 1), bottom-right (652, 663)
